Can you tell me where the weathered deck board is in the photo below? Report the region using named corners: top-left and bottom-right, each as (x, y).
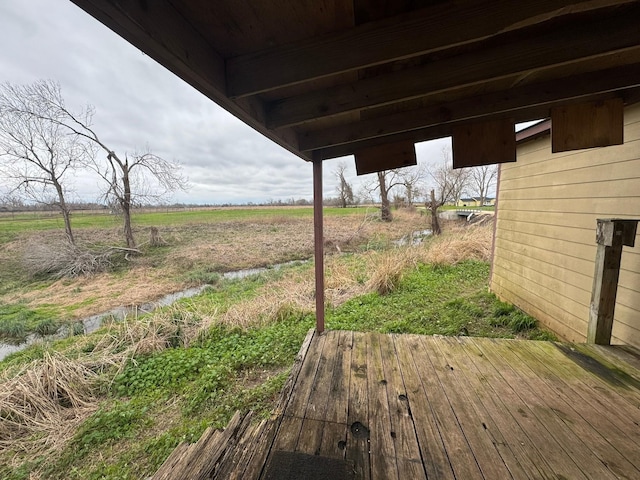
top-left (437, 336), bottom-right (549, 479)
top-left (153, 330), bottom-right (640, 480)
top-left (394, 334), bottom-right (455, 480)
top-left (346, 331), bottom-right (371, 479)
top-left (405, 334), bottom-right (485, 479)
top-left (511, 341), bottom-right (640, 476)
top-left (378, 334), bottom-right (425, 480)
top-left (429, 336), bottom-right (530, 479)
top-left (484, 339), bottom-right (620, 479)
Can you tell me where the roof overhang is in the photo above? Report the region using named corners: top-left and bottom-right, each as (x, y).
top-left (69, 0), bottom-right (640, 168)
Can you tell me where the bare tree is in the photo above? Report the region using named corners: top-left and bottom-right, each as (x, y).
top-left (9, 80), bottom-right (187, 249)
top-left (427, 189), bottom-right (443, 235)
top-left (93, 148), bottom-right (186, 248)
top-left (399, 165), bottom-right (427, 207)
top-left (425, 148), bottom-right (470, 235)
top-left (429, 148), bottom-right (470, 206)
top-left (333, 161), bottom-right (354, 208)
top-left (363, 170), bottom-right (404, 221)
top-left (468, 164), bottom-right (498, 207)
top-left (0, 82), bottom-right (89, 244)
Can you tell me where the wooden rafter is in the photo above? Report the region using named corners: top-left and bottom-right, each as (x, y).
top-left (226, 0), bottom-right (633, 98)
top-left (70, 0), bottom-right (640, 164)
top-left (267, 4), bottom-right (640, 129)
top-left (299, 64), bottom-right (640, 152)
top-left (69, 0), bottom-right (308, 160)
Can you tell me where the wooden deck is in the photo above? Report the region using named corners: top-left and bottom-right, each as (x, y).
top-left (153, 330), bottom-right (640, 479)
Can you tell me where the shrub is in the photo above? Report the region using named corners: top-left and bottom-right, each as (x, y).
top-left (34, 318), bottom-right (58, 336)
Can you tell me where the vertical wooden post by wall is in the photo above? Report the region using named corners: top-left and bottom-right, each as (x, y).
top-left (587, 219), bottom-right (638, 344)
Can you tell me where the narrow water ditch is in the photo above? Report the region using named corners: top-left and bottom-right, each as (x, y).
top-left (0, 260), bottom-right (308, 361)
top-left (1, 228), bottom-right (434, 361)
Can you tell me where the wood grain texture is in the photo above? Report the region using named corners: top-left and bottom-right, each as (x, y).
top-left (552, 98), bottom-right (624, 152)
top-left (227, 1), bottom-right (634, 97)
top-left (299, 65), bottom-right (640, 152)
top-left (452, 118), bottom-right (516, 168)
top-left (354, 140), bottom-right (416, 175)
top-left (267, 7), bottom-right (640, 128)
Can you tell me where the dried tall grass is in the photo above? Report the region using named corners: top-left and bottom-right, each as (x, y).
top-left (420, 223), bottom-right (493, 266)
top-left (0, 352), bottom-right (99, 455)
top-left (215, 222), bottom-right (494, 328)
top-left (0, 307), bottom-right (207, 463)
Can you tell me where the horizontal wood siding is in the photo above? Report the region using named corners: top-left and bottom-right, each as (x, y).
top-left (491, 104), bottom-right (640, 346)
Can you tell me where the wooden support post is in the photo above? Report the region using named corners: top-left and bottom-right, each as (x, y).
top-left (313, 159), bottom-right (325, 334)
top-left (587, 219), bottom-right (638, 344)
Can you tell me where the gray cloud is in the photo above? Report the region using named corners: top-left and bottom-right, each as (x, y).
top-left (0, 0), bottom-right (456, 205)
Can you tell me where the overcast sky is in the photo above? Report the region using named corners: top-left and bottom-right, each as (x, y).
top-left (0, 0), bottom-right (498, 205)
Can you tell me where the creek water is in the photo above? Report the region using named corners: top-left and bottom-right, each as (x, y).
top-left (0, 260), bottom-right (307, 361)
top-left (394, 229), bottom-right (433, 246)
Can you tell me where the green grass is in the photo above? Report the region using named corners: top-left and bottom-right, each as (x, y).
top-left (0, 303), bottom-right (66, 342)
top-left (327, 261), bottom-right (548, 339)
top-left (38, 313), bottom-right (313, 480)
top-left (0, 206), bottom-right (364, 244)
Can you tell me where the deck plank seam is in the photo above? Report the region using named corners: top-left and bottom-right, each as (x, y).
top-left (496, 339), bottom-right (629, 479)
top-left (419, 335), bottom-right (488, 478)
top-left (390, 334), bottom-right (430, 480)
top-left (430, 336), bottom-right (523, 479)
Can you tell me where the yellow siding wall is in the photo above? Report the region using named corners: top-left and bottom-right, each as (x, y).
top-left (491, 104), bottom-right (640, 346)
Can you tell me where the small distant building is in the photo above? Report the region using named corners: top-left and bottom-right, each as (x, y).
top-left (457, 197), bottom-right (495, 207)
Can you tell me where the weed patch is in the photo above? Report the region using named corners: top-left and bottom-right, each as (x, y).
top-left (0, 303), bottom-right (65, 341)
top-left (327, 261), bottom-right (551, 340)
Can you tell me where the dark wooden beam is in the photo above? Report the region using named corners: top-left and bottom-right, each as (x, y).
top-left (551, 98), bottom-right (624, 152)
top-left (70, 0), bottom-right (226, 92)
top-left (226, 0), bottom-right (629, 97)
top-left (268, 5), bottom-right (640, 129)
top-left (354, 140), bottom-right (416, 175)
top-left (587, 219), bottom-right (638, 345)
top-left (69, 0), bottom-right (307, 161)
top-left (313, 125), bottom-right (450, 162)
top-left (452, 118), bottom-right (516, 168)
top-left (299, 65), bottom-right (640, 152)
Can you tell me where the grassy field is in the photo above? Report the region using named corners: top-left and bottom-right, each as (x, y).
top-left (0, 207), bottom-right (555, 479)
top-left (0, 206), bottom-right (419, 341)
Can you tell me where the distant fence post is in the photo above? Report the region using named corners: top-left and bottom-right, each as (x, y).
top-left (587, 219), bottom-right (638, 344)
